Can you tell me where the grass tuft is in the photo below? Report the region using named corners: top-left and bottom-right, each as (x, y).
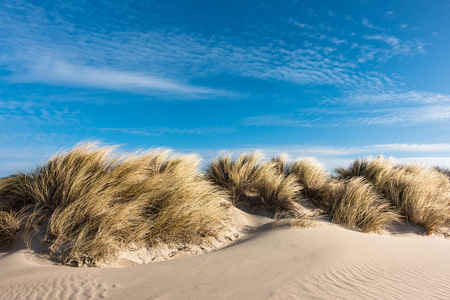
top-left (337, 157), bottom-right (450, 232)
top-left (335, 156), bottom-right (394, 188)
top-left (0, 142), bottom-right (230, 265)
top-left (433, 166), bottom-right (450, 178)
top-left (320, 177), bottom-right (400, 232)
top-left (0, 210), bottom-right (22, 248)
top-left (206, 153), bottom-right (302, 214)
top-left (287, 157), bottom-right (328, 199)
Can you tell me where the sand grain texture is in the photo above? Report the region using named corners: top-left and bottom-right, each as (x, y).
top-left (1, 211), bottom-right (449, 300)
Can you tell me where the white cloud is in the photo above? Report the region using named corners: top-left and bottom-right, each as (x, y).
top-left (0, 100), bottom-right (81, 128)
top-left (243, 91), bottom-right (450, 128)
top-left (11, 60), bottom-right (231, 98)
top-left (0, 1), bottom-right (427, 98)
top-left (356, 35), bottom-right (426, 62)
top-left (189, 144), bottom-right (450, 171)
top-left (101, 126), bottom-right (234, 136)
top-left (361, 18), bottom-right (382, 30)
top-left (357, 105), bottom-right (450, 126)
top-left (344, 91), bottom-right (450, 105)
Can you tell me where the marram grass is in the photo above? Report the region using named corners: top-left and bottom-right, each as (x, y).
top-left (383, 165), bottom-right (450, 232)
top-left (206, 152), bottom-right (302, 214)
top-left (320, 177), bottom-right (400, 233)
top-left (271, 155), bottom-right (329, 204)
top-left (337, 157), bottom-right (450, 232)
top-left (0, 210), bottom-right (22, 248)
top-left (1, 145), bottom-right (450, 265)
top-left (0, 142), bottom-right (230, 265)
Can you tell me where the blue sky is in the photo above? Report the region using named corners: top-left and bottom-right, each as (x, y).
top-left (1, 0), bottom-right (450, 175)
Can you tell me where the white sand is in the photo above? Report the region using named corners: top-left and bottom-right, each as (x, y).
top-left (1, 210), bottom-right (449, 300)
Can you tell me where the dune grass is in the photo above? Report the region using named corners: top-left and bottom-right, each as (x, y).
top-left (319, 177), bottom-right (399, 232)
top-left (286, 157), bottom-right (328, 200)
top-left (433, 166), bottom-right (450, 178)
top-left (259, 155), bottom-right (397, 232)
top-left (336, 157), bottom-right (450, 232)
top-left (0, 210), bottom-right (22, 248)
top-left (335, 156), bottom-right (394, 188)
top-left (206, 153), bottom-right (302, 214)
top-left (384, 166), bottom-right (450, 232)
top-left (0, 142), bottom-right (230, 265)
top-left (2, 145), bottom-right (449, 264)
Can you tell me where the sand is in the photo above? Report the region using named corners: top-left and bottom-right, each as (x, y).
top-left (1, 210), bottom-right (449, 300)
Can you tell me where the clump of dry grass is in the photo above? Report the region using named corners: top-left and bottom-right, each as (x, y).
top-left (433, 166), bottom-right (450, 178)
top-left (383, 166), bottom-right (450, 232)
top-left (271, 155), bottom-right (329, 210)
top-left (271, 154), bottom-right (291, 175)
top-left (286, 157), bottom-right (328, 199)
top-left (271, 155), bottom-right (401, 232)
top-left (205, 152), bottom-right (264, 203)
top-left (253, 163), bottom-right (302, 213)
top-left (0, 210), bottom-right (22, 248)
top-left (206, 153), bottom-right (302, 215)
top-left (272, 210), bottom-right (315, 228)
top-left (288, 157), bottom-right (328, 190)
top-left (336, 157), bottom-right (450, 233)
top-left (319, 177), bottom-right (399, 232)
top-left (0, 142), bottom-right (230, 265)
top-left (335, 156), bottom-right (394, 188)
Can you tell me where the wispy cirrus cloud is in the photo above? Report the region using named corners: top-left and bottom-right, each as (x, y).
top-left (101, 126), bottom-right (234, 136)
top-left (361, 18), bottom-right (382, 30)
top-left (356, 34), bottom-right (427, 62)
top-left (288, 15), bottom-right (426, 67)
top-left (0, 1), bottom-right (427, 99)
top-left (0, 100), bottom-right (81, 127)
top-left (342, 91), bottom-right (450, 105)
top-left (10, 60), bottom-right (232, 98)
top-left (244, 91), bottom-right (450, 128)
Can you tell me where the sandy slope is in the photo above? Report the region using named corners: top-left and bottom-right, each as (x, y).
top-left (0, 211), bottom-right (449, 300)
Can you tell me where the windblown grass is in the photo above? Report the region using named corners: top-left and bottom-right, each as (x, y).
top-left (335, 156), bottom-right (394, 188)
top-left (206, 153), bottom-right (302, 214)
top-left (286, 157), bottom-right (328, 199)
top-left (0, 142), bottom-right (230, 265)
top-left (0, 210), bottom-right (22, 248)
top-left (319, 178), bottom-right (399, 232)
top-left (433, 166), bottom-right (450, 178)
top-left (336, 157), bottom-right (450, 232)
top-left (253, 163), bottom-right (302, 213)
top-left (384, 166), bottom-right (450, 232)
top-left (271, 154), bottom-right (291, 175)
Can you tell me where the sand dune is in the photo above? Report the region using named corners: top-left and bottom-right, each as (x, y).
top-left (1, 210), bottom-right (449, 300)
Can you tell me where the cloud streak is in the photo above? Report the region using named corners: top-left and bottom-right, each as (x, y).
top-left (11, 60), bottom-right (231, 97)
top-left (244, 96), bottom-right (450, 128)
top-left (101, 126), bottom-right (234, 136)
top-left (0, 1), bottom-right (428, 98)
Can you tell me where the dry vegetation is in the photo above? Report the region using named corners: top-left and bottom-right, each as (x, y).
top-left (0, 142), bottom-right (230, 265)
top-left (434, 166), bottom-right (450, 178)
top-left (320, 178), bottom-right (400, 232)
top-left (336, 156), bottom-right (450, 233)
top-left (0, 210), bottom-right (22, 248)
top-left (1, 144), bottom-right (449, 266)
top-left (206, 153), bottom-right (302, 214)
